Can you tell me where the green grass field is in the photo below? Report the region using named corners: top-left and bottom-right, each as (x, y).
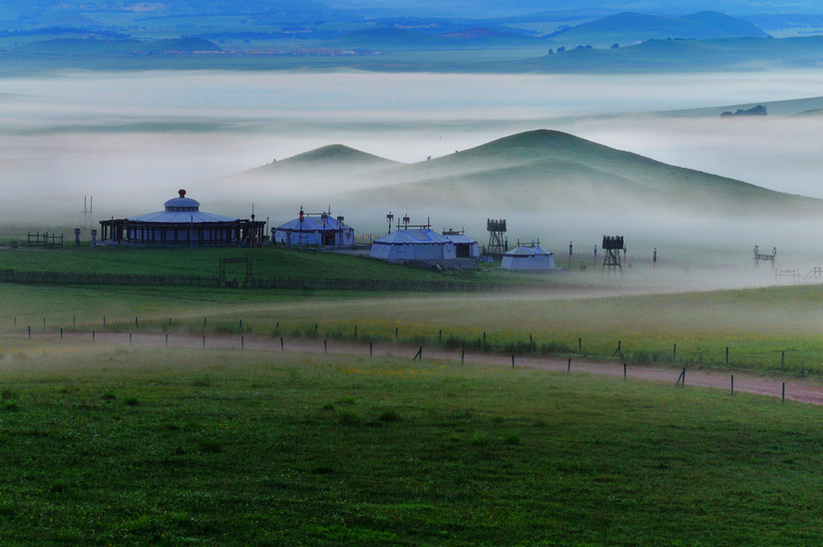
top-left (1, 345), bottom-right (822, 545)
top-left (0, 242), bottom-right (821, 374)
top-left (1, 242), bottom-right (823, 544)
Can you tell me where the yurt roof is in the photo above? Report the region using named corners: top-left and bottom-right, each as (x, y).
top-left (504, 246), bottom-right (554, 257)
top-left (277, 215), bottom-right (350, 232)
top-left (373, 228), bottom-right (450, 245)
top-left (442, 233), bottom-right (477, 244)
top-left (129, 189), bottom-right (238, 224)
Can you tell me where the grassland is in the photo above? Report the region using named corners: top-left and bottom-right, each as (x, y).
top-left (2, 235), bottom-right (823, 544)
top-left (1, 345), bottom-right (822, 545)
top-left (0, 242), bottom-right (821, 375)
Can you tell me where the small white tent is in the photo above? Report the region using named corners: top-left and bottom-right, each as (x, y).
top-left (273, 211), bottom-right (354, 247)
top-left (501, 246), bottom-right (556, 271)
top-left (370, 229), bottom-right (456, 262)
top-left (442, 232), bottom-right (480, 258)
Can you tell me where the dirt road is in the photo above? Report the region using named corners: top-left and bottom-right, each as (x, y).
top-left (30, 330), bottom-right (823, 406)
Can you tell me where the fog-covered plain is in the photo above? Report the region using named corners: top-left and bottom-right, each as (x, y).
top-left (4, 68), bottom-right (823, 268)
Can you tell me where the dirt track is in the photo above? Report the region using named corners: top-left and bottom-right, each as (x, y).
top-left (27, 330), bottom-right (823, 406)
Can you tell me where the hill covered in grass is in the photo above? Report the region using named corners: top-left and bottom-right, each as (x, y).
top-left (548, 11), bottom-right (769, 48)
top-left (321, 129), bottom-right (823, 218)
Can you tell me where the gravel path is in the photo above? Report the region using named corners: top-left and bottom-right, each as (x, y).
top-left (29, 330), bottom-right (823, 406)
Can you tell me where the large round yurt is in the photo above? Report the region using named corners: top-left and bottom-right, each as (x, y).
top-left (99, 189), bottom-right (266, 246)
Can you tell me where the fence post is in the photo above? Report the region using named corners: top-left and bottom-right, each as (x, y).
top-left (165, 333), bottom-right (168, 347)
top-left (324, 340), bottom-right (327, 354)
top-left (578, 337), bottom-right (582, 353)
top-left (135, 316), bottom-right (139, 330)
top-left (439, 329), bottom-right (442, 342)
top-left (280, 337), bottom-right (284, 352)
top-left (567, 357), bottom-right (571, 373)
top-left (73, 315), bottom-right (75, 328)
top-left (623, 362), bottom-right (627, 381)
top-left (461, 349), bottom-right (465, 364)
top-left (412, 346), bottom-right (422, 360)
top-left (60, 328), bottom-right (63, 340)
top-left (726, 347), bottom-right (729, 365)
top-left (27, 326), bottom-right (30, 339)
top-left (241, 336), bottom-right (244, 350)
top-left (511, 355), bottom-right (515, 368)
top-left (675, 368), bottom-right (685, 387)
top-left (730, 374), bottom-right (734, 396)
top-left (129, 333), bottom-right (132, 346)
top-left (782, 382), bottom-right (785, 404)
top-left (395, 327), bottom-right (398, 340)
top-left (92, 330), bottom-right (95, 343)
top-left (370, 342), bottom-right (373, 357)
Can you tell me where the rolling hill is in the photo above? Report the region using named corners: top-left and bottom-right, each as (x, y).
top-left (225, 130), bottom-right (823, 222)
top-left (548, 11), bottom-right (769, 48)
top-left (340, 130), bottom-right (821, 217)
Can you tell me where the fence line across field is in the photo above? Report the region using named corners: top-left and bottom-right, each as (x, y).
top-left (7, 327), bottom-right (807, 406)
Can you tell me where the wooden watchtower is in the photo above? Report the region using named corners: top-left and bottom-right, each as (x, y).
top-left (601, 235), bottom-right (624, 276)
top-left (487, 219), bottom-right (507, 258)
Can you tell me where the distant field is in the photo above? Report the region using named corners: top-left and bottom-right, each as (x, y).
top-left (1, 260), bottom-right (822, 374)
top-left (1, 346), bottom-right (822, 544)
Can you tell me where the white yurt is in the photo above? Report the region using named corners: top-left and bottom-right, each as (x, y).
top-left (273, 209), bottom-right (354, 247)
top-left (370, 228), bottom-right (456, 262)
top-left (441, 231), bottom-right (480, 258)
top-left (501, 246), bottom-right (556, 271)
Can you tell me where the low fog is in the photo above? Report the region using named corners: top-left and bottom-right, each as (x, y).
top-left (3, 69), bottom-right (823, 272)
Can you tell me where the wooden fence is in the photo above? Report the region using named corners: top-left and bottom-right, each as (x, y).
top-left (0, 269), bottom-right (494, 292)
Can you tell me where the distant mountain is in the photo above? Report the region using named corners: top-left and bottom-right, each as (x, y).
top-left (217, 144), bottom-right (401, 199)
top-left (11, 36), bottom-right (221, 56)
top-left (548, 11), bottom-right (769, 48)
top-left (327, 27), bottom-right (541, 50)
top-left (513, 35), bottom-right (823, 73)
top-left (260, 144), bottom-right (399, 171)
top-left (324, 130), bottom-right (823, 218)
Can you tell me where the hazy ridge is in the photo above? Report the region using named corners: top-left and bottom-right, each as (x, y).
top-left (224, 129), bottom-right (823, 220)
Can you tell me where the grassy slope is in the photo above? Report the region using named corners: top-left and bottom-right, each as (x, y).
top-left (3, 263), bottom-right (823, 374)
top-left (0, 246), bottom-right (465, 282)
top-left (548, 11), bottom-right (770, 48)
top-left (1, 348), bottom-right (823, 544)
top-left (341, 129), bottom-right (823, 216)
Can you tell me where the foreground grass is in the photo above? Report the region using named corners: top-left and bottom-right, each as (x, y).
top-left (0, 344), bottom-right (822, 544)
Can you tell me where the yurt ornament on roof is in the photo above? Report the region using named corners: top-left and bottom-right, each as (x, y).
top-left (273, 207), bottom-right (354, 248)
top-left (99, 189), bottom-right (266, 246)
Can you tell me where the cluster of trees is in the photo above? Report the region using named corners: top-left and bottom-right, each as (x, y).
top-left (720, 105), bottom-right (768, 117)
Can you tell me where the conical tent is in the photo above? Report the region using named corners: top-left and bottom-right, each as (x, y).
top-left (500, 246), bottom-right (556, 270)
top-left (370, 229), bottom-right (456, 261)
